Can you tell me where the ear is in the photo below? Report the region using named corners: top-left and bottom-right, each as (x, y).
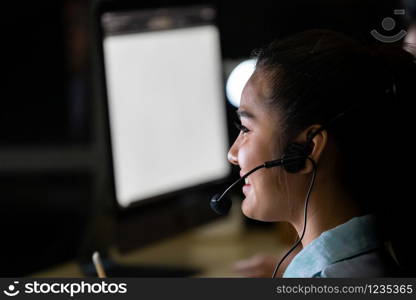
top-left (295, 125), bottom-right (328, 174)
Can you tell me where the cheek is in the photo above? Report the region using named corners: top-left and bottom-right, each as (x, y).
top-left (238, 135), bottom-right (290, 221)
top-left (257, 169), bottom-right (282, 202)
top-left (248, 169), bottom-right (290, 221)
top-left (237, 139), bottom-right (270, 170)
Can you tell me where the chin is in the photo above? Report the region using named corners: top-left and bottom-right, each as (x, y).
top-left (241, 198), bottom-right (267, 221)
top-left (241, 197), bottom-right (256, 219)
top-left (241, 197), bottom-right (281, 222)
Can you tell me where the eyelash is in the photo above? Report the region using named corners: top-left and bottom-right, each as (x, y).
top-left (234, 121), bottom-right (250, 133)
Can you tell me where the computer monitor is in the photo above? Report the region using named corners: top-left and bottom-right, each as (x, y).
top-left (93, 2), bottom-right (231, 275)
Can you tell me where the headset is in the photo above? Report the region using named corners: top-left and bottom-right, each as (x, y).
top-left (209, 128), bottom-right (319, 278)
top-left (209, 101), bottom-right (388, 278)
top-left (209, 32), bottom-right (399, 276)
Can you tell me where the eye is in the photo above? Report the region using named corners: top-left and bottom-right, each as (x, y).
top-left (234, 121), bottom-right (250, 134)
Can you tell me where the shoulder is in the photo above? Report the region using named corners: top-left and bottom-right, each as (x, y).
top-left (316, 249), bottom-right (401, 278)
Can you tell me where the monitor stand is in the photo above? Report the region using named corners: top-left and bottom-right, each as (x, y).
top-left (80, 258), bottom-right (200, 277)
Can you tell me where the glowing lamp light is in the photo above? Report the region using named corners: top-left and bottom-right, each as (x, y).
top-left (225, 59), bottom-right (256, 107)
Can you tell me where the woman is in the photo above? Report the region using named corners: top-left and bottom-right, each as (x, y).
top-left (228, 29), bottom-right (415, 277)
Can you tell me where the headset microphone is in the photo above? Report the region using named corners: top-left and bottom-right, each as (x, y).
top-left (209, 106), bottom-right (360, 277)
top-left (209, 141), bottom-right (315, 278)
top-left (210, 156), bottom-right (306, 215)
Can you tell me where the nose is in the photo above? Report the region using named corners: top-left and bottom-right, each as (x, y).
top-left (227, 139), bottom-right (239, 166)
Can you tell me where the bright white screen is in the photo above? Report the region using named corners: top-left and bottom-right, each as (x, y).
top-left (103, 25), bottom-right (230, 207)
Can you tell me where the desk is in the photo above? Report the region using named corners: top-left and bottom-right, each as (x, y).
top-left (32, 205), bottom-right (291, 277)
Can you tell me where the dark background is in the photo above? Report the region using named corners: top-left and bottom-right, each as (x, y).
top-left (0, 0), bottom-right (413, 276)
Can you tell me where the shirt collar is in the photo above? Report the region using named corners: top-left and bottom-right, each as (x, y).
top-left (283, 214), bottom-right (382, 278)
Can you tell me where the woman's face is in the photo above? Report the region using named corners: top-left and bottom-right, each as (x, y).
top-left (228, 73), bottom-right (291, 222)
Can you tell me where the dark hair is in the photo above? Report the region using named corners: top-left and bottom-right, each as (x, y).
top-left (253, 29), bottom-right (416, 271)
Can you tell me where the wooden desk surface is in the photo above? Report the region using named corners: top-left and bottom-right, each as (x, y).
top-left (32, 205), bottom-right (290, 277)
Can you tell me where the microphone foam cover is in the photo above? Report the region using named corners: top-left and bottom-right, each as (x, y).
top-left (210, 194), bottom-right (232, 215)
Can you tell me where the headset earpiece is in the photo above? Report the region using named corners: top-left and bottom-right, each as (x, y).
top-left (281, 142), bottom-right (313, 173)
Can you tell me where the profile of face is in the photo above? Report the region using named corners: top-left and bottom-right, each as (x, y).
top-left (228, 72), bottom-right (295, 222)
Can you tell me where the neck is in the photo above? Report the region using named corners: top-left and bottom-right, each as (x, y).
top-left (290, 175), bottom-right (364, 248)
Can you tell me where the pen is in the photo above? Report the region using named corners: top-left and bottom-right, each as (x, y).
top-left (92, 251), bottom-right (107, 278)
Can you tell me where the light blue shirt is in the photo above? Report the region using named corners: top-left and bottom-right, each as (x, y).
top-left (283, 214), bottom-right (396, 277)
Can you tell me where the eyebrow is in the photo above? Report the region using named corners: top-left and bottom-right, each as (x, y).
top-left (236, 109), bottom-right (256, 119)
